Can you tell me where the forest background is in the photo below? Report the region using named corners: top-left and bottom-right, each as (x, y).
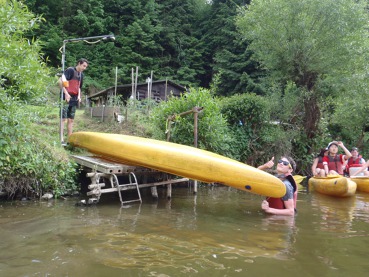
top-left (2, 0), bottom-right (369, 198)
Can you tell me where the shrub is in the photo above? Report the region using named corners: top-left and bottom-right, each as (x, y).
top-left (0, 94), bottom-right (77, 198)
top-left (220, 93), bottom-right (289, 165)
top-left (149, 88), bottom-right (234, 157)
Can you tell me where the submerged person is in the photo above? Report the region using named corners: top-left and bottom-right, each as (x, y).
top-left (311, 148), bottom-right (328, 177)
top-left (257, 156), bottom-right (297, 216)
top-left (323, 141), bottom-right (351, 176)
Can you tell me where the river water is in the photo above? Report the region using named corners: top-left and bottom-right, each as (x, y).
top-left (1, 184), bottom-right (369, 277)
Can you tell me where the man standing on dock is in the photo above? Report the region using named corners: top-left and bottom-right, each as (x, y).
top-left (59, 58), bottom-right (89, 145)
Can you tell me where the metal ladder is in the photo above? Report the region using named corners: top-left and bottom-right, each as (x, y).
top-left (111, 172), bottom-right (142, 205)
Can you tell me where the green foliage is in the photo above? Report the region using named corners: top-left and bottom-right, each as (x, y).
top-left (22, 0), bottom-right (210, 89)
top-left (11, 0), bottom-right (369, 175)
top-left (0, 1), bottom-right (77, 198)
top-left (0, 0), bottom-right (52, 102)
top-left (150, 88), bottom-right (234, 157)
top-left (220, 93), bottom-right (269, 127)
top-left (0, 94), bottom-right (77, 198)
top-left (236, 0), bottom-right (369, 142)
top-left (237, 0), bottom-right (369, 84)
top-left (123, 98), bottom-right (159, 137)
top-left (201, 0), bottom-right (261, 96)
top-left (220, 93), bottom-right (291, 165)
top-left (329, 80), bottom-right (369, 156)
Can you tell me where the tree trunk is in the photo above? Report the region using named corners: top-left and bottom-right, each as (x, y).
top-left (303, 93), bottom-right (320, 140)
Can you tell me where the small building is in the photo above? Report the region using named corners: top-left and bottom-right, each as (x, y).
top-left (88, 79), bottom-right (187, 107)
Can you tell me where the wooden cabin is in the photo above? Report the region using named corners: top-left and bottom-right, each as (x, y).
top-left (87, 79), bottom-right (187, 107)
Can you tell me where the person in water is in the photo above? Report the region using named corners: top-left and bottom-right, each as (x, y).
top-left (311, 148), bottom-right (328, 177)
top-left (258, 156), bottom-right (297, 216)
top-left (322, 141), bottom-right (351, 176)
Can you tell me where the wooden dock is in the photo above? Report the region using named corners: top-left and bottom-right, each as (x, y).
top-left (72, 155), bottom-right (189, 205)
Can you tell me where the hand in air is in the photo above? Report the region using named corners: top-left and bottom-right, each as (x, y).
top-left (264, 157), bottom-right (275, 169)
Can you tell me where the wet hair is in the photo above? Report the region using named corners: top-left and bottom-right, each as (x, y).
top-left (77, 58), bottom-right (89, 65)
top-left (282, 155), bottom-right (296, 172)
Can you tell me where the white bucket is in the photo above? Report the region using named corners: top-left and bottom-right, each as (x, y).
top-left (349, 166), bottom-right (365, 176)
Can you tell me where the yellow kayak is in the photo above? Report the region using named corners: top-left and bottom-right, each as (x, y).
top-left (350, 176), bottom-right (369, 193)
top-left (308, 176), bottom-right (356, 197)
top-left (69, 132), bottom-right (286, 198)
top-left (293, 175), bottom-right (306, 185)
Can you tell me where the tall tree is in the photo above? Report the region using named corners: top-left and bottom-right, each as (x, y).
top-left (236, 0), bottom-right (369, 141)
top-left (195, 0), bottom-right (260, 94)
top-left (155, 0), bottom-right (206, 86)
top-left (23, 0), bottom-right (213, 89)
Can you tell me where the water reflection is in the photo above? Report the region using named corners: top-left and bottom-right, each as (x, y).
top-left (311, 194), bottom-right (356, 233)
top-left (354, 192), bottom-right (369, 223)
top-left (259, 216), bottom-right (298, 259)
top-left (67, 191), bottom-right (299, 273)
top-left (2, 188), bottom-right (369, 276)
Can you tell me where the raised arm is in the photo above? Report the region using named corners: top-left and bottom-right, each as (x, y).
top-left (258, 157), bottom-right (274, 171)
top-left (337, 141), bottom-right (352, 160)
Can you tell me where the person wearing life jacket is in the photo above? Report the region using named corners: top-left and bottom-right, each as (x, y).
top-left (346, 147), bottom-right (366, 175)
top-left (311, 148), bottom-right (328, 177)
top-left (322, 141), bottom-right (352, 176)
top-left (347, 147), bottom-right (368, 176)
top-left (258, 156), bottom-right (297, 216)
top-left (59, 58), bottom-right (89, 144)
top-left (351, 159), bottom-right (369, 176)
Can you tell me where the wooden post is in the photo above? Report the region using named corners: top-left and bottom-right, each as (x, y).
top-left (167, 180), bottom-right (172, 199)
top-left (150, 70), bottom-right (153, 100)
top-left (147, 79), bottom-right (150, 100)
top-left (166, 107), bottom-right (203, 194)
top-left (151, 186), bottom-right (158, 199)
top-left (135, 66), bottom-right (138, 100)
top-left (114, 66), bottom-right (117, 99)
top-left (193, 107), bottom-right (199, 148)
top-left (165, 78), bottom-right (168, 101)
top-left (125, 104), bottom-right (128, 123)
top-left (166, 116), bottom-right (172, 142)
top-left (131, 68), bottom-right (134, 99)
top-left (193, 107), bottom-right (199, 194)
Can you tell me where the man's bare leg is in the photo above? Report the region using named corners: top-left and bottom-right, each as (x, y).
top-left (67, 118), bottom-right (74, 139)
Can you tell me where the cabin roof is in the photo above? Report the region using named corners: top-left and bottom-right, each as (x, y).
top-left (88, 79), bottom-right (187, 99)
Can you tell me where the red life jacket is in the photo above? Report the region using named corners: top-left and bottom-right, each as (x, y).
top-left (347, 156), bottom-right (363, 168)
top-left (317, 156), bottom-right (324, 169)
top-left (267, 175), bottom-right (297, 210)
top-left (345, 156), bottom-right (363, 175)
top-left (326, 155), bottom-right (344, 175)
top-left (267, 197), bottom-right (285, 209)
top-left (66, 67), bottom-right (82, 96)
